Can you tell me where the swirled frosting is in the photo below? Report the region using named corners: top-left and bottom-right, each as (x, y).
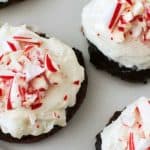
top-left (101, 97), bottom-right (150, 150)
top-left (82, 0), bottom-right (150, 70)
top-left (0, 24), bottom-right (85, 139)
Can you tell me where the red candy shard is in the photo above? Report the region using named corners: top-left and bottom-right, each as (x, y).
top-left (7, 41), bottom-right (17, 52)
top-left (129, 132), bottom-right (135, 150)
top-left (0, 88), bottom-right (3, 97)
top-left (7, 79), bottom-right (14, 110)
top-left (120, 16), bottom-right (127, 24)
top-left (0, 75), bottom-right (14, 80)
top-left (23, 41), bottom-right (42, 47)
top-left (109, 2), bottom-right (122, 29)
top-left (14, 36), bottom-right (42, 47)
top-left (18, 86), bottom-right (26, 100)
top-left (31, 103), bottom-right (42, 110)
top-left (0, 55), bottom-right (3, 61)
top-left (45, 54), bottom-right (58, 73)
top-left (24, 45), bottom-right (34, 52)
top-left (126, 0), bottom-right (133, 5)
top-left (118, 27), bottom-right (125, 32)
top-left (7, 96), bottom-right (12, 110)
top-left (64, 95), bottom-right (68, 101)
top-left (73, 80), bottom-right (80, 85)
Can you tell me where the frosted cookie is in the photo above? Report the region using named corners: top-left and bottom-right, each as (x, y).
top-left (96, 97), bottom-right (150, 150)
top-left (0, 24), bottom-right (87, 143)
top-left (82, 0), bottom-right (150, 83)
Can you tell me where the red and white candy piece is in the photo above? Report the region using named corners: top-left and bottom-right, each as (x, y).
top-left (73, 80), bottom-right (80, 85)
top-left (13, 35), bottom-right (42, 47)
top-left (129, 132), bottom-right (135, 150)
top-left (45, 54), bottom-right (58, 73)
top-left (6, 77), bottom-right (14, 110)
top-left (10, 77), bottom-right (23, 109)
top-left (31, 75), bottom-right (48, 90)
top-left (7, 41), bottom-right (17, 52)
top-left (0, 75), bottom-right (14, 80)
top-left (109, 1), bottom-right (123, 30)
top-left (3, 40), bottom-right (20, 53)
top-left (24, 45), bottom-right (34, 52)
top-left (31, 102), bottom-right (42, 110)
top-left (13, 36), bottom-right (32, 40)
top-left (23, 62), bottom-right (45, 81)
top-left (126, 0), bottom-right (133, 6)
top-left (0, 88), bottom-right (3, 97)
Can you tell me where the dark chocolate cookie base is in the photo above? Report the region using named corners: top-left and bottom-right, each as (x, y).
top-left (88, 41), bottom-right (150, 83)
top-left (0, 35), bottom-right (88, 143)
top-left (0, 0), bottom-right (24, 8)
top-left (95, 111), bottom-right (122, 150)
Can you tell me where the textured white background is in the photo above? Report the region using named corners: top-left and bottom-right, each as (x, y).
top-left (0, 0), bottom-right (150, 149)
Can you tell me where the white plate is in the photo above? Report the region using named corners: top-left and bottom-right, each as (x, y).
top-left (0, 0), bottom-right (150, 150)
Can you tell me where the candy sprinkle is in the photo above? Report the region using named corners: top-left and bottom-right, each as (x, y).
top-left (109, 2), bottom-right (122, 29)
top-left (7, 41), bottom-right (17, 52)
top-left (129, 132), bottom-right (135, 150)
top-left (45, 54), bottom-right (58, 73)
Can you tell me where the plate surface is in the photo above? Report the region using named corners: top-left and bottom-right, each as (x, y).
top-left (0, 0), bottom-right (150, 150)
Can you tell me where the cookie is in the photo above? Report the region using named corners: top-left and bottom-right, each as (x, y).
top-left (0, 24), bottom-right (88, 143)
top-left (82, 0), bottom-right (150, 83)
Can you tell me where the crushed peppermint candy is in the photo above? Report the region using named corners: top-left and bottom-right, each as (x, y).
top-left (7, 41), bottom-right (17, 52)
top-left (129, 132), bottom-right (135, 150)
top-left (0, 32), bottom-right (64, 111)
top-left (45, 54), bottom-right (58, 73)
top-left (73, 80), bottom-right (80, 85)
top-left (108, 0), bottom-right (150, 42)
top-left (64, 94), bottom-right (68, 101)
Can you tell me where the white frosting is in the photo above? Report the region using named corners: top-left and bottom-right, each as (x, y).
top-left (82, 0), bottom-right (150, 70)
top-left (0, 24), bottom-right (85, 139)
top-left (101, 97), bottom-right (150, 150)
